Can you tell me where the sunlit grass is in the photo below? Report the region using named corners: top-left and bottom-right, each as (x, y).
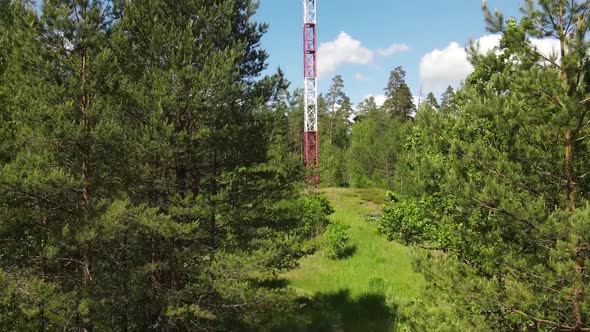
top-left (278, 188), bottom-right (426, 331)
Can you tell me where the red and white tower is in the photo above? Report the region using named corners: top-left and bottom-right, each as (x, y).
top-left (303, 0), bottom-right (319, 187)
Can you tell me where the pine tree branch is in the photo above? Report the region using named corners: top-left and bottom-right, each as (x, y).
top-left (72, 0), bottom-right (81, 24)
top-left (564, 0), bottom-right (576, 37)
top-left (101, 0), bottom-right (113, 22)
top-left (462, 152), bottom-right (559, 205)
top-left (504, 266), bottom-right (562, 294)
top-left (498, 303), bottom-right (590, 331)
top-left (545, 5), bottom-right (562, 40)
top-left (574, 110), bottom-right (589, 137)
top-left (470, 197), bottom-right (538, 231)
top-left (532, 86), bottom-right (565, 108)
top-left (531, 46), bottom-right (563, 71)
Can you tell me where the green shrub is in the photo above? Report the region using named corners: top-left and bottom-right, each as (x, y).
top-left (324, 221), bottom-right (351, 259)
top-left (301, 237), bottom-right (322, 255)
top-left (300, 192), bottom-right (334, 238)
top-left (378, 195), bottom-right (455, 247)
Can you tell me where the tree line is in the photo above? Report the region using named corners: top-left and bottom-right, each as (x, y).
top-left (309, 67), bottom-right (457, 190)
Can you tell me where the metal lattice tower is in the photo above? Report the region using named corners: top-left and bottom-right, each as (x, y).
top-left (303, 0), bottom-right (319, 187)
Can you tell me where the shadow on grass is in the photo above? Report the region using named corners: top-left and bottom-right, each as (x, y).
top-left (256, 278), bottom-right (290, 289)
top-left (354, 188), bottom-right (387, 205)
top-left (270, 289), bottom-right (398, 332)
top-left (338, 245), bottom-right (357, 260)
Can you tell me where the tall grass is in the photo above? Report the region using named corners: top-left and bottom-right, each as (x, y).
top-left (278, 188), bottom-right (426, 331)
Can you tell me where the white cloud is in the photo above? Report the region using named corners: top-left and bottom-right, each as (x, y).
top-left (363, 94), bottom-right (387, 107)
top-left (354, 72), bottom-right (368, 81)
top-left (413, 95), bottom-right (424, 109)
top-left (377, 43), bottom-right (410, 56)
top-left (318, 32), bottom-right (373, 78)
top-left (318, 32), bottom-right (409, 79)
top-left (474, 34), bottom-right (502, 54)
top-left (531, 38), bottom-right (561, 60)
top-left (419, 34), bottom-right (560, 93)
top-left (419, 42), bottom-right (473, 94)
top-left (375, 95), bottom-right (387, 107)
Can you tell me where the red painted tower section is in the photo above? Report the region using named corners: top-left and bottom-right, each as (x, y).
top-left (303, 0), bottom-right (319, 187)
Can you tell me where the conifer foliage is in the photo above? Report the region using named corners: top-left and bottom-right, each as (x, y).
top-left (0, 1), bottom-right (326, 330)
top-left (378, 1), bottom-right (590, 330)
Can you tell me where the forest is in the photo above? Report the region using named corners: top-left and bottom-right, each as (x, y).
top-left (0, 0), bottom-right (589, 331)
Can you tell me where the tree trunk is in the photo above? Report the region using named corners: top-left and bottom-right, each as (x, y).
top-left (80, 46), bottom-right (93, 332)
top-left (38, 215), bottom-right (47, 332)
top-left (176, 165), bottom-right (188, 196)
top-left (81, 49), bottom-right (92, 283)
top-left (209, 149), bottom-right (219, 255)
top-left (329, 102), bottom-right (335, 146)
top-left (558, 4), bottom-right (583, 329)
top-left (572, 252), bottom-right (584, 331)
top-left (565, 128), bottom-right (575, 211)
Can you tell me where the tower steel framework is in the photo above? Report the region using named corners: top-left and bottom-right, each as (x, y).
top-left (303, 0), bottom-right (319, 187)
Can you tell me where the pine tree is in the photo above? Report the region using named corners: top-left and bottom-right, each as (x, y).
top-left (425, 92), bottom-right (439, 110)
top-left (111, 0), bottom-right (309, 329)
top-left (380, 1), bottom-right (590, 330)
top-left (383, 66), bottom-right (415, 120)
top-left (317, 75), bottom-right (353, 186)
top-left (325, 74), bottom-right (346, 146)
top-left (355, 96), bottom-right (379, 119)
top-left (286, 88), bottom-right (305, 157)
top-left (347, 94), bottom-right (410, 189)
top-left (439, 85), bottom-right (457, 114)
top-left (0, 4), bottom-right (70, 330)
top-left (0, 0), bottom-right (316, 330)
top-left (333, 96), bottom-right (353, 149)
top-left (0, 0), bottom-right (14, 163)
top-left (385, 66), bottom-right (406, 93)
top-left (0, 0), bottom-right (129, 329)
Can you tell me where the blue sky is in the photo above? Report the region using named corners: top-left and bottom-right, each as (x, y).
top-left (254, 0), bottom-right (523, 105)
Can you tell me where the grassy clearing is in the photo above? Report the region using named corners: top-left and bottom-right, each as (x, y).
top-left (274, 188), bottom-right (425, 331)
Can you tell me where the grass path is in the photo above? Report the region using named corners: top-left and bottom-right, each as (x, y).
top-left (276, 188), bottom-right (425, 331)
